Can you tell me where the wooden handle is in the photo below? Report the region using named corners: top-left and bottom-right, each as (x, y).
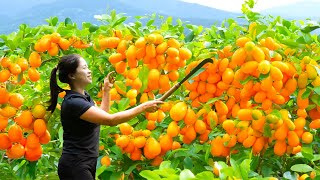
top-left (157, 84), bottom-right (181, 101)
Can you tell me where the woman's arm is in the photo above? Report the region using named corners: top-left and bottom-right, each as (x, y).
top-left (100, 71), bottom-right (115, 112)
top-left (80, 100), bottom-right (163, 126)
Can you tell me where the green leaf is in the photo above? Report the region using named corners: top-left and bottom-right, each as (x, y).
top-left (302, 87), bottom-right (311, 99)
top-left (184, 156), bottom-right (193, 169)
top-left (291, 164), bottom-right (314, 173)
top-left (195, 171), bottom-right (214, 180)
top-left (118, 98), bottom-right (130, 111)
top-left (259, 73), bottom-right (269, 80)
top-left (240, 76), bottom-right (254, 85)
top-left (180, 169), bottom-right (195, 180)
top-left (147, 19), bottom-right (155, 26)
top-left (185, 31), bottom-right (195, 42)
top-left (140, 170), bottom-right (162, 180)
top-left (301, 25), bottom-right (320, 33)
top-left (110, 172), bottom-right (124, 180)
top-left (112, 17), bottom-right (127, 28)
top-left (65, 17), bottom-right (73, 26)
top-left (89, 25), bottom-right (99, 33)
top-left (301, 146), bottom-right (314, 161)
top-left (138, 65), bottom-right (150, 93)
top-left (263, 124), bottom-right (272, 137)
top-left (160, 161), bottom-right (172, 170)
top-left (312, 154), bottom-right (320, 161)
top-left (52, 17), bottom-right (59, 26)
top-left (314, 86), bottom-right (320, 95)
top-left (239, 159), bottom-right (251, 180)
top-left (96, 166), bottom-right (107, 177)
top-left (283, 171), bottom-right (298, 180)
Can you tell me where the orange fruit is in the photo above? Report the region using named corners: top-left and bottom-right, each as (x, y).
top-left (184, 108), bottom-right (197, 125)
top-left (1, 57), bottom-right (11, 68)
top-left (144, 137), bottom-right (161, 159)
top-left (167, 38), bottom-right (180, 49)
top-left (0, 69), bottom-right (11, 82)
top-left (116, 135), bottom-right (130, 148)
top-left (287, 131), bottom-right (300, 147)
top-left (39, 130), bottom-right (51, 144)
top-left (28, 67), bottom-right (40, 82)
top-left (222, 120), bottom-right (235, 135)
top-left (222, 68), bottom-right (234, 84)
top-left (215, 100), bottom-right (228, 115)
top-left (236, 37), bottom-right (251, 47)
top-left (33, 119), bottom-right (47, 137)
top-left (15, 110), bottom-right (33, 128)
top-left (170, 102), bottom-right (187, 121)
top-left (8, 124), bottom-right (23, 143)
top-left (101, 155), bottom-right (111, 166)
top-left (9, 63), bottom-right (21, 75)
top-left (9, 93), bottom-right (24, 108)
top-left (167, 121), bottom-right (180, 137)
top-left (231, 48), bottom-right (246, 65)
top-left (0, 133), bottom-right (11, 150)
top-left (133, 136), bottom-right (146, 148)
top-left (109, 53), bottom-right (123, 64)
top-left (159, 134), bottom-right (173, 152)
top-left (29, 51), bottom-right (42, 68)
top-left (25, 144), bottom-right (42, 161)
top-left (7, 143), bottom-right (25, 159)
top-left (237, 109), bottom-right (252, 121)
top-left (119, 123), bottom-right (133, 135)
top-left (274, 140), bottom-right (287, 156)
top-left (194, 120), bottom-right (206, 134)
top-left (301, 132), bottom-right (313, 144)
top-left (26, 133), bottom-right (40, 149)
top-left (32, 104), bottom-right (46, 119)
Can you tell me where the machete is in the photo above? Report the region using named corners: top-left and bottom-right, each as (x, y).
top-left (158, 58), bottom-right (213, 101)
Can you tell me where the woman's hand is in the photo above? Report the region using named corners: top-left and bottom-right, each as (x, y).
top-left (104, 71), bottom-right (116, 91)
top-left (142, 100), bottom-right (164, 113)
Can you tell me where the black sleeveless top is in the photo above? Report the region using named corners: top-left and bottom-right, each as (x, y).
top-left (60, 90), bottom-right (100, 157)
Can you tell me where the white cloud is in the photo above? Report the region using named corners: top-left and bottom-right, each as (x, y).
top-left (179, 0), bottom-right (306, 13)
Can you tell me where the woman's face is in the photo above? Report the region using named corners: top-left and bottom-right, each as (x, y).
top-left (72, 57), bottom-right (92, 85)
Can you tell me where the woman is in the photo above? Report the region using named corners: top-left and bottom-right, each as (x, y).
top-left (47, 54), bottom-right (162, 180)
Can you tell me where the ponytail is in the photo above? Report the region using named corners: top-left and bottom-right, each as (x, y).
top-left (48, 67), bottom-right (63, 113)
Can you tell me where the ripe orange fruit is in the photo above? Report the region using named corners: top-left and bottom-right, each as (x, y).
top-left (32, 104), bottom-right (46, 119)
top-left (222, 120), bottom-right (235, 135)
top-left (8, 124), bottom-right (23, 143)
top-left (144, 137), bottom-right (161, 159)
top-left (167, 38), bottom-right (180, 49)
top-left (159, 134), bottom-right (173, 152)
top-left (301, 132), bottom-right (313, 144)
top-left (9, 93), bottom-right (24, 108)
top-left (252, 47), bottom-right (265, 62)
top-left (39, 130), bottom-right (51, 144)
top-left (231, 48), bottom-right (246, 65)
top-left (119, 123), bottom-right (133, 135)
top-left (130, 147), bottom-right (142, 161)
top-left (29, 52), bottom-right (42, 67)
top-left (28, 67), bottom-right (40, 82)
top-left (7, 143), bottom-right (25, 159)
top-left (215, 100), bottom-right (228, 115)
top-left (287, 131), bottom-right (300, 147)
top-left (222, 68), bottom-right (234, 84)
top-left (101, 155), bottom-right (111, 166)
top-left (116, 135), bottom-right (130, 148)
top-left (33, 119), bottom-right (47, 137)
top-left (25, 144), bottom-right (42, 161)
top-left (133, 136), bottom-right (146, 148)
top-left (184, 108), bottom-right (197, 125)
top-left (1, 57), bottom-right (11, 67)
top-left (0, 69), bottom-right (11, 82)
top-left (167, 121), bottom-right (180, 137)
top-left (58, 38), bottom-right (71, 50)
top-left (274, 140), bottom-right (287, 156)
top-left (170, 102), bottom-right (187, 121)
top-left (16, 58), bottom-right (28, 71)
top-left (237, 109), bottom-right (252, 121)
top-left (15, 110), bottom-right (33, 128)
top-left (26, 133), bottom-right (40, 149)
top-left (0, 133), bottom-right (11, 150)
top-left (194, 120), bottom-right (206, 134)
top-left (8, 63), bottom-right (21, 75)
top-left (109, 53), bottom-right (123, 64)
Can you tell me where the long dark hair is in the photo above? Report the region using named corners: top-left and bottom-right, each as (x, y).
top-left (47, 54), bottom-right (81, 113)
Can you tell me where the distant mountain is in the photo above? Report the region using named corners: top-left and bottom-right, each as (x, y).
top-left (261, 1), bottom-right (320, 20)
top-left (0, 0), bottom-right (243, 35)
